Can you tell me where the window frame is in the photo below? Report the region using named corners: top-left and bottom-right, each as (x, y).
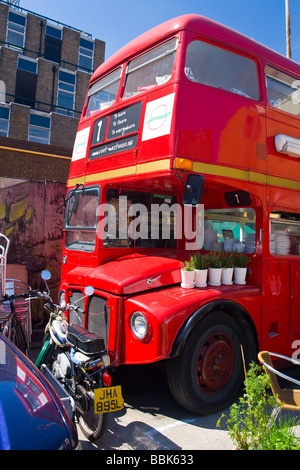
top-left (203, 207), bottom-right (256, 253)
top-left (184, 39), bottom-right (260, 102)
top-left (78, 37), bottom-right (94, 73)
top-left (44, 23), bottom-right (62, 63)
top-left (64, 186), bottom-right (100, 253)
top-left (269, 211), bottom-right (300, 256)
top-left (28, 111), bottom-right (51, 144)
top-left (56, 69), bottom-right (76, 116)
top-left (85, 67), bottom-right (122, 116)
top-left (6, 10), bottom-right (26, 50)
top-left (0, 105), bottom-right (10, 137)
top-left (103, 187), bottom-right (178, 249)
top-left (17, 55), bottom-right (38, 74)
top-left (123, 37), bottom-right (178, 99)
top-left (265, 65), bottom-right (300, 116)
top-left (15, 56), bottom-right (38, 107)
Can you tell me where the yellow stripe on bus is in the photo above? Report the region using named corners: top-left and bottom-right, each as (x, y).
top-left (67, 157), bottom-right (300, 191)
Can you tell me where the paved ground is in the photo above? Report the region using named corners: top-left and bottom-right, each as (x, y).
top-left (78, 363), bottom-right (234, 450)
top-left (29, 345), bottom-right (300, 451)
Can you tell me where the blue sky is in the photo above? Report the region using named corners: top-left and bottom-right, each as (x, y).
top-left (20, 0), bottom-right (300, 63)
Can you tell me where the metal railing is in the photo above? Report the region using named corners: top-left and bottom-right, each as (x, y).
top-left (5, 93), bottom-right (82, 118)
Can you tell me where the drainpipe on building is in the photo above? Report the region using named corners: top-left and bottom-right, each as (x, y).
top-left (51, 65), bottom-right (57, 112)
top-left (39, 20), bottom-right (44, 57)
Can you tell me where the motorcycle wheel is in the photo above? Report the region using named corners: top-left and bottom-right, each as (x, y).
top-left (77, 384), bottom-right (108, 441)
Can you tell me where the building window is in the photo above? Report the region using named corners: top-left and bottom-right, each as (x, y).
top-left (44, 24), bottom-right (62, 63)
top-left (79, 37), bottom-right (94, 72)
top-left (15, 56), bottom-right (37, 107)
top-left (6, 10), bottom-right (26, 50)
top-left (0, 106), bottom-right (10, 137)
top-left (29, 112), bottom-right (51, 144)
top-left (57, 69), bottom-right (76, 116)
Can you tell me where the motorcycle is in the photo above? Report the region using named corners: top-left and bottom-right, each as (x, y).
top-left (33, 270), bottom-right (124, 441)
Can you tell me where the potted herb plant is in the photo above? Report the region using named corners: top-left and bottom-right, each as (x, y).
top-left (221, 252), bottom-right (234, 285)
top-left (208, 250), bottom-right (223, 286)
top-left (190, 252), bottom-right (209, 287)
top-left (233, 253), bottom-right (251, 285)
top-left (181, 259), bottom-right (195, 288)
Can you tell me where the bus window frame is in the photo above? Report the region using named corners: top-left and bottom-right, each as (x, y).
top-left (85, 67), bottom-right (123, 118)
top-left (121, 37), bottom-right (178, 100)
top-left (101, 186), bottom-right (178, 249)
top-left (64, 185), bottom-right (100, 253)
top-left (265, 64), bottom-right (300, 117)
top-left (269, 209), bottom-right (300, 257)
top-left (183, 36), bottom-right (261, 103)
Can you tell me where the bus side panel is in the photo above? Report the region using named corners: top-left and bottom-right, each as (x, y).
top-left (261, 259), bottom-right (290, 353)
top-left (174, 84), bottom-right (267, 175)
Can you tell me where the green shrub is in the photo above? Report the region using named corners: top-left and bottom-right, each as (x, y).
top-left (208, 250), bottom-right (223, 268)
top-left (190, 252), bottom-right (209, 270)
top-left (217, 362), bottom-right (300, 450)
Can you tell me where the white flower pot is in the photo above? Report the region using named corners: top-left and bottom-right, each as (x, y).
top-left (208, 267), bottom-right (222, 286)
top-left (181, 268), bottom-right (195, 288)
top-left (234, 267), bottom-right (247, 285)
top-left (195, 269), bottom-right (208, 288)
top-left (221, 267), bottom-right (233, 285)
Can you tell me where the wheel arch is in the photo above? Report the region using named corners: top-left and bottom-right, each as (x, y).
top-left (169, 299), bottom-right (259, 361)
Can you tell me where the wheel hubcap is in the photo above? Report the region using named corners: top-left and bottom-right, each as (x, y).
top-left (196, 333), bottom-right (235, 394)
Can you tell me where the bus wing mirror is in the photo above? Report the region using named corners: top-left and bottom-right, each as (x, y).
top-left (183, 174), bottom-right (204, 205)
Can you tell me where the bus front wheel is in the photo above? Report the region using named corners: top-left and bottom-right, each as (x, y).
top-left (166, 311), bottom-right (251, 415)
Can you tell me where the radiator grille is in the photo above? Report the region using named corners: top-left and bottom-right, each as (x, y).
top-left (87, 295), bottom-right (109, 347)
top-left (69, 291), bottom-right (84, 326)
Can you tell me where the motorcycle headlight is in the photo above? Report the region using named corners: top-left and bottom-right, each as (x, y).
top-left (58, 289), bottom-right (66, 308)
top-left (130, 312), bottom-right (149, 340)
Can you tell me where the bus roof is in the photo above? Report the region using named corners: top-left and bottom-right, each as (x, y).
top-left (91, 14), bottom-right (300, 85)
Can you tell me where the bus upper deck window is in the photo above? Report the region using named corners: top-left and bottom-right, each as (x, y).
top-left (123, 38), bottom-right (177, 99)
top-left (265, 66), bottom-right (300, 116)
top-left (185, 40), bottom-right (259, 101)
top-left (86, 67), bottom-right (122, 117)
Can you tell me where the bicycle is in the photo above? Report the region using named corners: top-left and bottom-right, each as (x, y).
top-left (0, 291), bottom-right (32, 355)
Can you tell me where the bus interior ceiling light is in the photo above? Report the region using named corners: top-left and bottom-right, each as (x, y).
top-left (275, 134), bottom-right (300, 158)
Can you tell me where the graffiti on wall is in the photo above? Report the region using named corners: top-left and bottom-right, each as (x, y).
top-left (0, 178), bottom-right (67, 291)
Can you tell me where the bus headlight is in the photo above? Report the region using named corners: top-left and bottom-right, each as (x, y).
top-left (58, 289), bottom-right (66, 308)
top-left (130, 312), bottom-right (149, 340)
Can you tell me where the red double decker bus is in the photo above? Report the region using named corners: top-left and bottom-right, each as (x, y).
top-left (60, 15), bottom-right (300, 414)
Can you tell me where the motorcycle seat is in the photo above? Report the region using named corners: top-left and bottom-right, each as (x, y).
top-left (67, 324), bottom-right (106, 355)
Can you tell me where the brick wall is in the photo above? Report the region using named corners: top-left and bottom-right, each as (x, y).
top-left (35, 58), bottom-right (57, 113)
top-left (61, 26), bottom-right (78, 70)
top-left (0, 47), bottom-right (18, 98)
top-left (0, 136), bottom-right (71, 182)
top-left (25, 12), bottom-right (44, 58)
top-left (0, 2), bottom-right (105, 297)
top-left (51, 112), bottom-right (78, 148)
top-left (0, 3), bottom-right (8, 44)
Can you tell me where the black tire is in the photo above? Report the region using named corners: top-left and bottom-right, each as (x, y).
top-left (77, 385), bottom-right (108, 441)
top-left (167, 311), bottom-right (253, 415)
